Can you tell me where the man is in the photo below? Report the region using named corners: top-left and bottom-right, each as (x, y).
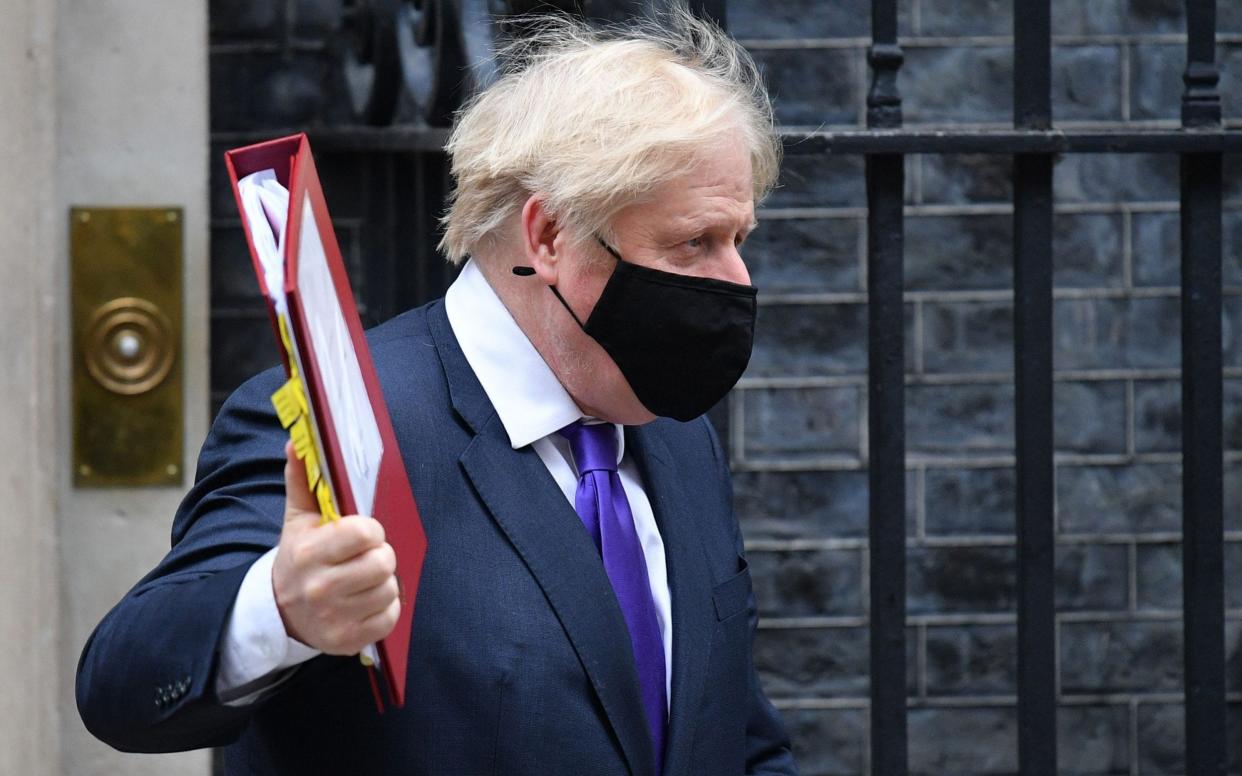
top-left (77, 11), bottom-right (796, 775)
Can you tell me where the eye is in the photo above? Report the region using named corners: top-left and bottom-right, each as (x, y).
top-left (686, 236), bottom-right (704, 249)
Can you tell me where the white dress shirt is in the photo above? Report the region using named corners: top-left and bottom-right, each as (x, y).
top-left (216, 259), bottom-right (673, 705)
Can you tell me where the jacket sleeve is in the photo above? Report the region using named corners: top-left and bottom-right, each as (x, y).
top-left (703, 419), bottom-right (800, 776)
top-left (76, 366), bottom-right (304, 752)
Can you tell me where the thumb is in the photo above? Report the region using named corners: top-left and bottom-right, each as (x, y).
top-left (283, 440), bottom-right (320, 522)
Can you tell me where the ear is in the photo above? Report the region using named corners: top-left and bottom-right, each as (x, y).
top-left (519, 195), bottom-right (562, 285)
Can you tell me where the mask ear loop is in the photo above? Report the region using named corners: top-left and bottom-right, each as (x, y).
top-left (512, 234), bottom-right (621, 329)
top-left (510, 266), bottom-right (587, 328)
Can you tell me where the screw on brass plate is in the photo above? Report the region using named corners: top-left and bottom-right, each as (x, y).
top-left (165, 211), bottom-right (178, 223)
top-left (78, 211), bottom-right (91, 223)
top-left (79, 464), bottom-right (93, 477)
top-left (166, 464), bottom-right (179, 476)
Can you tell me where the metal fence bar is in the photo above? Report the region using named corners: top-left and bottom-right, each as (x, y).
top-left (1180, 1), bottom-right (1226, 773)
top-left (1012, 0), bottom-right (1057, 773)
top-left (865, 0), bottom-right (906, 772)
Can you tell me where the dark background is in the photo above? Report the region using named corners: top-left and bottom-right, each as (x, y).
top-left (208, 1), bottom-right (1242, 772)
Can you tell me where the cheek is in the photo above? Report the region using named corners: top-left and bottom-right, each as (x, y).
top-left (559, 259), bottom-right (612, 321)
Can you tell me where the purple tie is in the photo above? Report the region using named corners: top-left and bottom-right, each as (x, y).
top-left (559, 420), bottom-right (667, 774)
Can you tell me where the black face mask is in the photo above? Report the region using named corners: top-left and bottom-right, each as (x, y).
top-left (514, 239), bottom-right (758, 422)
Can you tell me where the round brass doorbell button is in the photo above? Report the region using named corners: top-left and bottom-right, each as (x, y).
top-left (85, 297), bottom-right (175, 396)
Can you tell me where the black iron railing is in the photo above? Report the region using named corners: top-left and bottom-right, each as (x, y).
top-left (211, 1), bottom-right (1237, 772)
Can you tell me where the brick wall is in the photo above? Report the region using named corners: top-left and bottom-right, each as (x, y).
top-left (730, 1), bottom-right (1242, 773)
top-left (208, 1), bottom-right (1242, 773)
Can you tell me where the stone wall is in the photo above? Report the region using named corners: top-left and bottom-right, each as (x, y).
top-left (729, 1), bottom-right (1242, 773)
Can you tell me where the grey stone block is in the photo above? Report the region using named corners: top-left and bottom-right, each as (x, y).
top-left (1229, 296), bottom-right (1242, 369)
top-left (918, 154), bottom-right (1013, 205)
top-left (1057, 704), bottom-right (1130, 775)
top-left (1137, 542), bottom-right (1242, 612)
top-left (730, 0), bottom-right (873, 39)
top-left (1057, 463), bottom-right (1181, 534)
top-left (924, 466), bottom-right (1015, 536)
top-left (753, 626), bottom-right (869, 698)
top-left (740, 386), bottom-right (861, 462)
top-left (1057, 543), bottom-right (1130, 612)
top-left (1228, 156), bottom-right (1242, 202)
top-left (1222, 45), bottom-right (1242, 121)
top-left (1054, 296), bottom-right (1180, 371)
top-left (1124, 0), bottom-right (1185, 32)
top-left (906, 215), bottom-right (1012, 291)
top-left (1135, 701), bottom-right (1242, 773)
top-left (750, 303), bottom-right (868, 376)
top-left (746, 218), bottom-right (862, 294)
top-left (1135, 378), bottom-right (1242, 453)
top-left (1055, 45), bottom-right (1124, 122)
top-left (1061, 620), bottom-right (1182, 694)
top-left (748, 548), bottom-right (864, 617)
top-left (907, 382), bottom-right (1015, 454)
top-left (1134, 378), bottom-right (1178, 453)
top-left (780, 708), bottom-right (866, 776)
top-left (922, 301), bottom-right (1012, 374)
top-left (753, 47), bottom-right (860, 127)
top-left (209, 0), bottom-right (280, 38)
top-left (909, 706), bottom-right (1017, 775)
top-left (919, 0), bottom-right (1010, 36)
top-left (1230, 462), bottom-right (1242, 532)
top-left (768, 154), bottom-right (866, 209)
top-left (900, 46), bottom-right (1012, 125)
top-left (1228, 210), bottom-right (1242, 286)
top-left (908, 546), bottom-right (1016, 614)
top-left (1055, 381), bottom-right (1128, 455)
top-left (1055, 213), bottom-right (1124, 289)
top-left (1131, 211), bottom-right (1179, 287)
top-left (1135, 542), bottom-right (1180, 610)
top-left (1135, 702), bottom-right (1182, 774)
top-left (924, 623), bottom-right (1016, 696)
top-left (733, 470), bottom-right (870, 540)
top-left (1130, 43), bottom-right (1182, 121)
top-left (1054, 154), bottom-right (1179, 204)
top-left (1050, 0), bottom-right (1127, 35)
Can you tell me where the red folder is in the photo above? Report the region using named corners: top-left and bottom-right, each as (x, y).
top-left (224, 133), bottom-right (426, 711)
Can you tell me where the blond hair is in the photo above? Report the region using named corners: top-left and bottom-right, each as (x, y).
top-left (438, 9), bottom-right (781, 264)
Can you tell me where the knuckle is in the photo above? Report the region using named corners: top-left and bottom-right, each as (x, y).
top-left (304, 577), bottom-right (329, 605)
top-left (379, 543), bottom-right (397, 574)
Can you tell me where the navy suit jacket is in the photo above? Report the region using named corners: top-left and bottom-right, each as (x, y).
top-left (77, 300), bottom-right (797, 775)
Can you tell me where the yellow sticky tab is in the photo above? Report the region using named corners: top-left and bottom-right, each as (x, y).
top-left (271, 378), bottom-right (303, 429)
top-left (303, 451), bottom-right (321, 491)
top-left (289, 416), bottom-right (314, 461)
top-left (315, 479), bottom-right (339, 524)
top-left (277, 314), bottom-right (301, 378)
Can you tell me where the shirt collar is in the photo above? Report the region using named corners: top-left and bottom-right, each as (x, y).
top-left (444, 259), bottom-right (626, 460)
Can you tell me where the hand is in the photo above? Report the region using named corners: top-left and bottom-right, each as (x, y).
top-left (271, 441), bottom-right (401, 655)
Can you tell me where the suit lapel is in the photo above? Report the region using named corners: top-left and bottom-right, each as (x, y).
top-left (429, 303), bottom-right (654, 776)
top-left (627, 424), bottom-right (715, 776)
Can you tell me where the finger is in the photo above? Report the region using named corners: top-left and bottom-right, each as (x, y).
top-left (308, 518), bottom-right (388, 567)
top-left (358, 596), bottom-right (402, 644)
top-left (321, 542), bottom-right (397, 595)
top-left (343, 575), bottom-right (400, 618)
top-left (283, 440), bottom-right (319, 521)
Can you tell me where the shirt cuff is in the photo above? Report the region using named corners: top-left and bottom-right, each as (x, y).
top-left (215, 546), bottom-right (321, 705)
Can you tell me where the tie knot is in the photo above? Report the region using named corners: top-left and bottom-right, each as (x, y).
top-left (558, 420), bottom-right (618, 475)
